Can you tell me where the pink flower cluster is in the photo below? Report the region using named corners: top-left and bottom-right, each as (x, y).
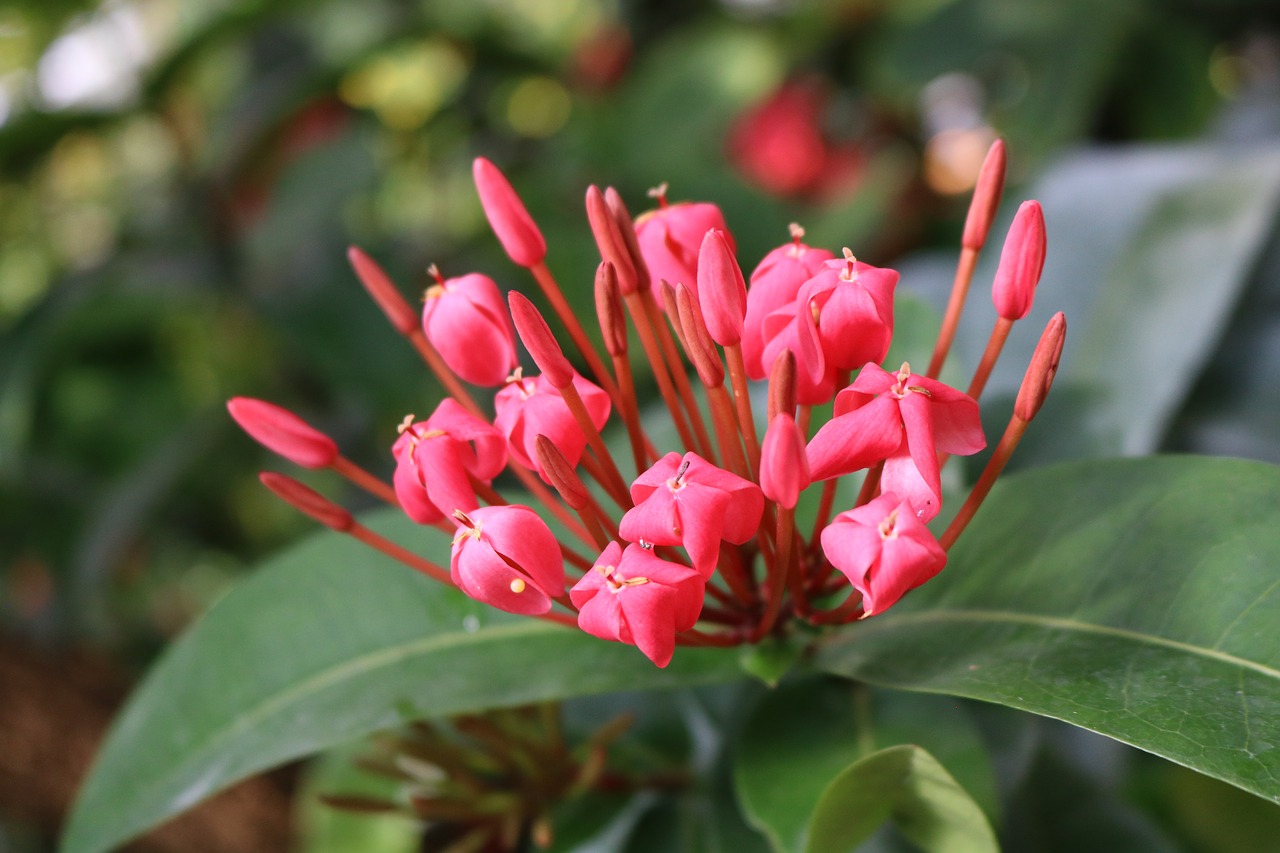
top-left (233, 143), bottom-right (1063, 667)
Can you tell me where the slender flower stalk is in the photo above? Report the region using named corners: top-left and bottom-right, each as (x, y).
top-left (238, 146), bottom-right (1061, 667)
top-left (927, 139), bottom-right (1006, 379)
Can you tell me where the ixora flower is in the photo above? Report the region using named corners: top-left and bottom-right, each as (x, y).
top-left (450, 505), bottom-right (565, 615)
top-left (571, 542), bottom-right (704, 667)
top-left (821, 493), bottom-right (948, 617)
top-left (620, 452), bottom-right (764, 576)
top-left (420, 268), bottom-right (518, 386)
top-left (807, 361), bottom-right (985, 521)
top-left (237, 142), bottom-right (1066, 667)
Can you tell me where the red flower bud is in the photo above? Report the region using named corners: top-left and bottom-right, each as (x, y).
top-left (473, 157), bottom-right (547, 268)
top-left (347, 246), bottom-right (418, 336)
top-left (508, 291), bottom-right (575, 389)
top-left (228, 397), bottom-right (338, 469)
top-left (991, 200), bottom-right (1046, 321)
top-left (1015, 311), bottom-right (1066, 422)
top-left (760, 414), bottom-right (810, 509)
top-left (696, 229), bottom-right (747, 347)
top-left (259, 472), bottom-right (352, 531)
top-left (962, 139), bottom-right (1007, 251)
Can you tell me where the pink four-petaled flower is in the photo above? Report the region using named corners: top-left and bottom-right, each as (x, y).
top-left (620, 452), bottom-right (763, 576)
top-left (806, 362), bottom-right (984, 521)
top-left (819, 492), bottom-right (947, 617)
top-left (392, 399), bottom-right (507, 523)
top-left (494, 372), bottom-right (611, 482)
top-left (570, 542), bottom-right (704, 667)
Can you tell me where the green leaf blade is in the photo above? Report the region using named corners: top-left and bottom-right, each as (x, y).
top-left (63, 510), bottom-right (743, 853)
top-left (816, 456), bottom-right (1280, 804)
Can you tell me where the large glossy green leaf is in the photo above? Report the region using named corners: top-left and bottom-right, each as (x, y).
top-left (62, 509), bottom-right (744, 853)
top-left (816, 456), bottom-right (1280, 804)
top-left (805, 744), bottom-right (997, 853)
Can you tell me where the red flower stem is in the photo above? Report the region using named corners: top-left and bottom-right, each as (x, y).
top-left (677, 628), bottom-right (744, 647)
top-left (575, 508), bottom-right (612, 553)
top-left (926, 245), bottom-right (979, 379)
top-left (855, 461), bottom-right (884, 508)
top-left (797, 404), bottom-right (812, 438)
top-left (611, 352), bottom-right (656, 472)
top-left (348, 520), bottom-right (453, 585)
top-left (754, 504), bottom-right (795, 640)
top-left (717, 542), bottom-right (758, 607)
top-left (622, 291), bottom-right (698, 452)
top-left (810, 479), bottom-right (839, 544)
top-left (578, 450), bottom-right (630, 512)
top-left (785, 542), bottom-right (811, 618)
top-left (806, 591), bottom-right (864, 625)
top-left (650, 288), bottom-right (716, 459)
top-left (710, 386), bottom-right (753, 481)
top-left (470, 475), bottom-right (594, 570)
top-left (940, 415), bottom-right (1028, 551)
top-left (561, 382), bottom-right (632, 508)
top-left (699, 603), bottom-right (744, 625)
top-left (330, 455), bottom-right (398, 506)
top-left (967, 316), bottom-right (1014, 401)
top-left (724, 343), bottom-right (760, 479)
top-left (529, 261), bottom-right (621, 405)
top-left (406, 329), bottom-right (486, 418)
top-left (703, 578), bottom-right (739, 608)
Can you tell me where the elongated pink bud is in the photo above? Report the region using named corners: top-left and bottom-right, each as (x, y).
top-left (1015, 311), bottom-right (1066, 422)
top-left (347, 246), bottom-right (418, 336)
top-left (509, 291), bottom-right (574, 388)
top-left (696, 229), bottom-right (746, 346)
top-left (962, 139), bottom-right (1007, 251)
top-left (259, 472), bottom-right (353, 531)
top-left (675, 283), bottom-right (724, 388)
top-left (594, 261), bottom-right (627, 356)
top-left (767, 349), bottom-right (796, 420)
top-left (991, 200), bottom-right (1047, 320)
top-left (604, 187), bottom-right (650, 289)
top-left (760, 414), bottom-right (809, 509)
top-left (586, 185), bottom-right (640, 294)
top-left (473, 157), bottom-right (547, 268)
top-left (535, 434), bottom-right (591, 510)
top-left (228, 397), bottom-right (338, 468)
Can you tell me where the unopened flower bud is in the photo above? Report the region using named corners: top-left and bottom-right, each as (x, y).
top-left (347, 246), bottom-right (418, 336)
top-left (509, 291), bottom-right (575, 389)
top-left (767, 349), bottom-right (797, 420)
top-left (962, 139), bottom-right (1007, 252)
top-left (760, 414), bottom-right (809, 509)
top-left (228, 397), bottom-right (338, 469)
top-left (675, 283), bottom-right (725, 388)
top-left (992, 200), bottom-right (1046, 321)
top-left (604, 187), bottom-right (650, 288)
top-left (259, 472), bottom-right (352, 531)
top-left (586, 185), bottom-right (640, 294)
top-left (594, 262), bottom-right (627, 356)
top-left (696, 229), bottom-right (746, 347)
top-left (1015, 311), bottom-right (1066, 422)
top-left (473, 157), bottom-right (547, 268)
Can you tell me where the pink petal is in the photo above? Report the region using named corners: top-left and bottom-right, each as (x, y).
top-left (452, 538), bottom-right (553, 615)
top-left (415, 437), bottom-right (480, 515)
top-left (806, 395), bottom-right (903, 481)
top-left (471, 505), bottom-right (565, 597)
top-left (619, 489), bottom-right (683, 548)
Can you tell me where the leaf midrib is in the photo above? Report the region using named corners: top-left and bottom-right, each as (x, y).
top-left (829, 608), bottom-right (1280, 681)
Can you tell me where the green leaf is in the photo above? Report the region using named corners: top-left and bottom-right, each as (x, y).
top-left (734, 679), bottom-right (997, 852)
top-left (62, 509), bottom-right (744, 853)
top-left (816, 456), bottom-right (1280, 804)
top-left (805, 744), bottom-right (998, 853)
